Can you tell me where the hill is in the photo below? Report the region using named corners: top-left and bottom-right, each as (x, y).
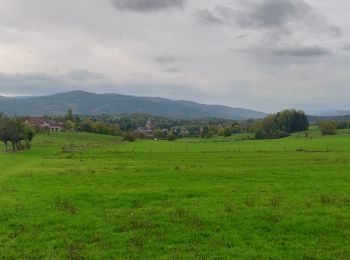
top-left (0, 90), bottom-right (266, 120)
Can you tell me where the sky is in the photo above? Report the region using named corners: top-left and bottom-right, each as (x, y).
top-left (0, 0), bottom-right (350, 113)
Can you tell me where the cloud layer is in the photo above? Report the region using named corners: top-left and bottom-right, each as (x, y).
top-left (110, 0), bottom-right (185, 12)
top-left (0, 0), bottom-right (349, 112)
top-left (273, 45), bottom-right (331, 57)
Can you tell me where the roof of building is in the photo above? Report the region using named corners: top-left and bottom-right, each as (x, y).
top-left (26, 116), bottom-right (46, 125)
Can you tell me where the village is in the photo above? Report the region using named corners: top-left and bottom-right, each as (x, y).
top-left (24, 116), bottom-right (202, 140)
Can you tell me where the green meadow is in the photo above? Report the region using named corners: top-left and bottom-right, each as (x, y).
top-left (1, 129), bottom-right (350, 259)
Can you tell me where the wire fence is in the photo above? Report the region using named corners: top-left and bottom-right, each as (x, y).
top-left (61, 141), bottom-right (122, 153)
top-left (61, 142), bottom-right (337, 154)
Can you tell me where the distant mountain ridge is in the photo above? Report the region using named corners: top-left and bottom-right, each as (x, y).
top-left (0, 90), bottom-right (266, 120)
top-left (307, 110), bottom-right (350, 117)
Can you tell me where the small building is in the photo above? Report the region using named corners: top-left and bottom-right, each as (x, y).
top-left (26, 116), bottom-right (64, 131)
top-left (50, 125), bottom-right (63, 132)
top-left (25, 116), bottom-right (49, 129)
top-left (145, 118), bottom-right (154, 131)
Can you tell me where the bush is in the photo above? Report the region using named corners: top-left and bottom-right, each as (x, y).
top-left (224, 128), bottom-right (232, 137)
top-left (206, 131), bottom-right (214, 139)
top-left (255, 129), bottom-right (265, 139)
top-left (319, 121), bottom-right (337, 136)
top-left (167, 134), bottom-right (176, 141)
top-left (153, 129), bottom-right (164, 139)
top-left (123, 132), bottom-right (136, 142)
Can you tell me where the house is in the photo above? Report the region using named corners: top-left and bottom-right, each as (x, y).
top-left (26, 116), bottom-right (64, 131)
top-left (25, 117), bottom-right (49, 129)
top-left (49, 125), bottom-right (63, 132)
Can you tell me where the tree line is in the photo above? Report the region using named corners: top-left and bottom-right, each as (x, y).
top-left (0, 114), bottom-right (35, 152)
top-left (45, 109), bottom-right (314, 141)
top-left (47, 109), bottom-right (313, 141)
top-left (47, 112), bottom-right (247, 139)
top-left (254, 110), bottom-right (309, 139)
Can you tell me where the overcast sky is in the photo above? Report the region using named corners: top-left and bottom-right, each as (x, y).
top-left (1, 0), bottom-right (350, 112)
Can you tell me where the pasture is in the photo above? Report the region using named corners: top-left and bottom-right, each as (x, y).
top-left (1, 129), bottom-right (350, 259)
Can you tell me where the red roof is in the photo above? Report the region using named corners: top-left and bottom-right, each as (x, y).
top-left (26, 117), bottom-right (46, 125)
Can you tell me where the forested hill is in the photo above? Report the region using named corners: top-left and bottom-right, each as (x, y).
top-left (0, 90), bottom-right (266, 120)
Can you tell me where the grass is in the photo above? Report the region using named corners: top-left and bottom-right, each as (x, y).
top-left (0, 129), bottom-right (350, 259)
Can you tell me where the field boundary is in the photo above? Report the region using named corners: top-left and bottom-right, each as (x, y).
top-left (61, 141), bottom-right (123, 153)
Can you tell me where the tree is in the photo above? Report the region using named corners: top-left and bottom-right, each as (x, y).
top-left (224, 128), bottom-right (232, 137)
top-left (123, 132), bottom-right (136, 142)
top-left (319, 121), bottom-right (337, 136)
top-left (218, 127), bottom-right (225, 136)
top-left (65, 120), bottom-right (76, 130)
top-left (66, 109), bottom-right (74, 122)
top-left (231, 122), bottom-right (241, 134)
top-left (8, 118), bottom-right (25, 151)
top-left (206, 131), bottom-right (214, 139)
top-left (80, 120), bottom-right (93, 132)
top-left (254, 110), bottom-right (308, 139)
top-left (23, 125), bottom-right (35, 149)
top-left (167, 130), bottom-right (176, 141)
top-left (254, 129), bottom-right (265, 140)
top-left (0, 114), bottom-right (10, 152)
top-left (0, 115), bottom-right (35, 152)
top-left (153, 129), bottom-right (164, 139)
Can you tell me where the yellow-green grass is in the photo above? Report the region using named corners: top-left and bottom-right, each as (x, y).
top-left (1, 130), bottom-right (350, 259)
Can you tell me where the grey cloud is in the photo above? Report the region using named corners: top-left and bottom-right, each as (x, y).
top-left (110, 0), bottom-right (185, 12)
top-left (196, 9), bottom-right (223, 26)
top-left (239, 0), bottom-right (312, 29)
top-left (155, 55), bottom-right (182, 73)
top-left (1, 1), bottom-right (349, 112)
top-left (163, 67), bottom-right (182, 73)
top-left (0, 71), bottom-right (107, 96)
top-left (199, 0), bottom-right (341, 39)
top-left (155, 55), bottom-right (177, 65)
top-left (329, 26), bottom-right (342, 38)
top-left (199, 0), bottom-right (313, 30)
top-left (155, 55), bottom-right (183, 74)
top-left (342, 44), bottom-right (350, 51)
top-left (273, 45), bottom-right (331, 57)
top-left (67, 70), bottom-right (106, 82)
top-left (0, 71), bottom-right (199, 101)
top-left (0, 72), bottom-right (78, 96)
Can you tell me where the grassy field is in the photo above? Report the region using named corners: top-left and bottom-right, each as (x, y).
top-left (1, 129), bottom-right (350, 259)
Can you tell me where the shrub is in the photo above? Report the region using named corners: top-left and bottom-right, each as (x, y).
top-left (206, 131), bottom-right (214, 139)
top-left (123, 132), bottom-right (136, 142)
top-left (319, 121), bottom-right (337, 136)
top-left (255, 129), bottom-right (265, 139)
top-left (167, 133), bottom-right (176, 141)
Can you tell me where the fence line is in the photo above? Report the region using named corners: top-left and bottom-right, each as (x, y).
top-left (61, 141), bottom-right (122, 153)
top-left (62, 143), bottom-right (336, 154)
